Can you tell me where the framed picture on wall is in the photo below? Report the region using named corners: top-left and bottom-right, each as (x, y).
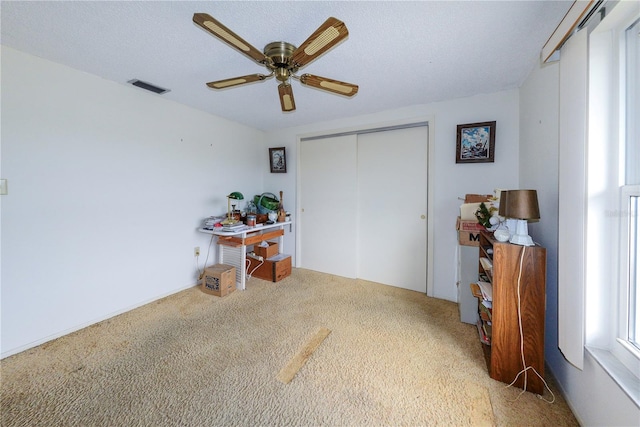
top-left (456, 121), bottom-right (496, 163)
top-left (269, 147), bottom-right (287, 173)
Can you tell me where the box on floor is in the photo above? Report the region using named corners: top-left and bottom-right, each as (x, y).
top-left (202, 264), bottom-right (236, 297)
top-left (247, 254), bottom-right (292, 282)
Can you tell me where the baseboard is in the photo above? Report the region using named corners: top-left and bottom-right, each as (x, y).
top-left (544, 361), bottom-right (585, 426)
top-left (1, 282), bottom-right (199, 359)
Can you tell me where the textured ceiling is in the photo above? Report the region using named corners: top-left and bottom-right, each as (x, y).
top-left (0, 1), bottom-right (572, 131)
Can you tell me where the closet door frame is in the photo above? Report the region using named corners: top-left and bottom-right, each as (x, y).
top-left (295, 116), bottom-right (436, 296)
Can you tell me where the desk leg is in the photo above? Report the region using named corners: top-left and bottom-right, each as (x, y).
top-left (277, 225), bottom-right (285, 255)
top-left (239, 247), bottom-right (247, 290)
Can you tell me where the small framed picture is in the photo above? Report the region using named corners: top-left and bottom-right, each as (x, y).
top-left (269, 147), bottom-right (287, 173)
top-left (456, 121), bottom-right (496, 163)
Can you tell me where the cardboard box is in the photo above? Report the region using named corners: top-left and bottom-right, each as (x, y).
top-left (459, 231), bottom-right (481, 247)
top-left (456, 216), bottom-right (485, 232)
top-left (201, 264), bottom-right (236, 296)
top-left (254, 241), bottom-right (278, 259)
top-left (247, 254), bottom-right (292, 282)
top-left (460, 203), bottom-right (482, 220)
top-left (464, 194), bottom-right (492, 203)
top-left (460, 194), bottom-right (492, 220)
top-left (456, 216), bottom-right (485, 247)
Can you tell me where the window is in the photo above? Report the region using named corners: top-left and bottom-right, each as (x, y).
top-left (625, 19), bottom-right (640, 187)
top-left (614, 17), bottom-right (640, 374)
top-left (623, 188), bottom-right (639, 349)
top-left (618, 185), bottom-right (640, 369)
top-left (586, 1), bottom-right (640, 405)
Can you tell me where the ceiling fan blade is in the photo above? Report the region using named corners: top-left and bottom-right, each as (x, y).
top-left (278, 83), bottom-right (296, 112)
top-left (299, 74), bottom-right (359, 97)
top-left (291, 17), bottom-right (349, 68)
top-left (206, 74), bottom-right (270, 89)
top-left (193, 13), bottom-right (268, 64)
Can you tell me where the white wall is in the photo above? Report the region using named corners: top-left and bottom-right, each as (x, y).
top-left (6, 40), bottom-right (634, 427)
top-left (264, 90), bottom-right (520, 301)
top-left (0, 47), bottom-right (265, 357)
top-left (520, 56), bottom-right (639, 426)
top-left (0, 47), bottom-right (521, 356)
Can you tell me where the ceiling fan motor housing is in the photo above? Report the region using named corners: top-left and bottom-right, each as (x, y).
top-left (264, 42), bottom-right (298, 81)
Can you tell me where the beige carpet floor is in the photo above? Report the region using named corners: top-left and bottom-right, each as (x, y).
top-left (1, 268), bottom-right (578, 426)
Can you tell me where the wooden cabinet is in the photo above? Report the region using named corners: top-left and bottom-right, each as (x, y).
top-left (475, 230), bottom-right (546, 394)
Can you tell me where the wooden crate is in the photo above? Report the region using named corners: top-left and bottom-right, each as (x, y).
top-left (255, 241), bottom-right (278, 259)
top-left (247, 254), bottom-right (291, 282)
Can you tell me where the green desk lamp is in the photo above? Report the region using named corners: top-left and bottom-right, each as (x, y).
top-left (222, 192), bottom-right (244, 225)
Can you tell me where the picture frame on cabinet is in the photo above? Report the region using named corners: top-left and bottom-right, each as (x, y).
top-left (456, 121), bottom-right (496, 163)
top-left (269, 147), bottom-right (286, 173)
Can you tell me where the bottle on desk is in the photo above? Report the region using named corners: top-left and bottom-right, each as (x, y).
top-left (277, 190), bottom-right (286, 222)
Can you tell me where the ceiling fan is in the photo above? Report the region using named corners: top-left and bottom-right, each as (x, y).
top-left (193, 13), bottom-right (359, 112)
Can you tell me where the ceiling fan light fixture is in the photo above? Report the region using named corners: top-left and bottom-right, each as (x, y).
top-left (275, 67), bottom-right (290, 82)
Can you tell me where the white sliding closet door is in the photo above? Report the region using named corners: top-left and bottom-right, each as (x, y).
top-left (299, 135), bottom-right (358, 278)
top-left (299, 125), bottom-right (428, 292)
top-left (357, 127), bottom-right (428, 292)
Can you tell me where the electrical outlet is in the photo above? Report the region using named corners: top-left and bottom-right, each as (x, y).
top-left (194, 247), bottom-right (200, 257)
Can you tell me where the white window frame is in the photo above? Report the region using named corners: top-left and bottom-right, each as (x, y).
top-left (586, 1), bottom-right (640, 406)
top-left (613, 11), bottom-right (640, 377)
top-left (615, 186), bottom-right (640, 374)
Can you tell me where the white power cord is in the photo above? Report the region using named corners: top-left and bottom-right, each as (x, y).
top-left (506, 245), bottom-right (555, 403)
top-left (197, 235), bottom-right (216, 280)
top-left (246, 253), bottom-right (264, 278)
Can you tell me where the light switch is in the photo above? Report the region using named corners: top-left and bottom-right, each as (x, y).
top-left (0, 179), bottom-right (7, 195)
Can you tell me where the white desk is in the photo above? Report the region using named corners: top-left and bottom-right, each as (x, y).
top-left (198, 221), bottom-right (292, 290)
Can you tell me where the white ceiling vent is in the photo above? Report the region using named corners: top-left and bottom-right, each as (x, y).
top-left (127, 79), bottom-right (170, 94)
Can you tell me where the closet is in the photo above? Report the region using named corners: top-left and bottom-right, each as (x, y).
top-left (299, 124), bottom-right (428, 292)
